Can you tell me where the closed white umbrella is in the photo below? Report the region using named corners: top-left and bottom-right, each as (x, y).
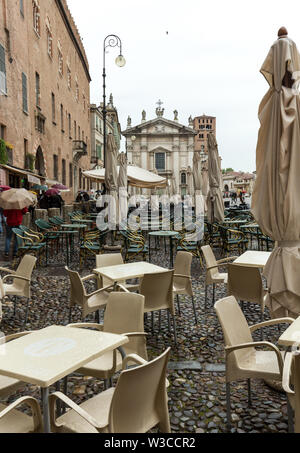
top-left (207, 133), bottom-right (224, 223)
top-left (252, 29), bottom-right (300, 318)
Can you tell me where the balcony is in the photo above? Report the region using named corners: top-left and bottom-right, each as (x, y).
top-left (35, 111), bottom-right (46, 134)
top-left (73, 140), bottom-right (88, 165)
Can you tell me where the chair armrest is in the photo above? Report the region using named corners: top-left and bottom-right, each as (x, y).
top-left (282, 352), bottom-right (296, 395)
top-left (2, 275), bottom-right (30, 283)
top-left (116, 283), bottom-right (130, 293)
top-left (0, 396), bottom-right (43, 432)
top-left (173, 274), bottom-right (190, 280)
top-left (87, 283), bottom-right (115, 298)
top-left (226, 341), bottom-right (283, 374)
top-left (216, 256), bottom-right (239, 264)
top-left (250, 318), bottom-right (295, 333)
top-left (66, 323), bottom-right (104, 331)
top-left (49, 392), bottom-right (107, 431)
top-left (123, 332), bottom-right (148, 339)
top-left (81, 274), bottom-right (97, 282)
top-left (207, 264), bottom-right (229, 272)
top-left (0, 267), bottom-right (14, 274)
top-left (122, 354), bottom-right (148, 370)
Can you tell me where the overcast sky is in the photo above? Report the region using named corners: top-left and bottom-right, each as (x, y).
top-left (67, 0), bottom-right (300, 172)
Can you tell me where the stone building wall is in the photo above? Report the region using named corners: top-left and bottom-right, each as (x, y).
top-left (0, 0), bottom-right (91, 202)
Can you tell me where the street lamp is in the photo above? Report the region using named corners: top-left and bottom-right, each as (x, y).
top-left (102, 34), bottom-right (125, 168)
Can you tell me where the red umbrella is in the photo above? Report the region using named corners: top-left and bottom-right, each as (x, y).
top-left (52, 184), bottom-right (68, 190)
top-left (45, 189), bottom-right (59, 197)
top-left (0, 186), bottom-right (11, 192)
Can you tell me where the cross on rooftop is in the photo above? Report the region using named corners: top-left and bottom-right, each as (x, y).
top-left (156, 99), bottom-right (164, 109)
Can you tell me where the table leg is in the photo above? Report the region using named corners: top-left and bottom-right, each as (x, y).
top-left (148, 235), bottom-right (151, 262)
top-left (41, 387), bottom-right (51, 433)
top-left (66, 234), bottom-right (69, 267)
top-left (170, 237), bottom-right (174, 268)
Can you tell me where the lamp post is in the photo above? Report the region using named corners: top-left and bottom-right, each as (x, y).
top-left (102, 35), bottom-right (125, 169)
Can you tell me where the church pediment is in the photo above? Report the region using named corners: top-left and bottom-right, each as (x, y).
top-left (149, 146), bottom-right (171, 154)
top-left (122, 117), bottom-right (196, 136)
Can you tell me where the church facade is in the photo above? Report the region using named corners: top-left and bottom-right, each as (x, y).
top-left (122, 102), bottom-right (196, 196)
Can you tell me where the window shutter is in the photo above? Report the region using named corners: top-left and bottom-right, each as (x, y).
top-left (22, 73), bottom-right (28, 112)
top-left (0, 44), bottom-right (7, 94)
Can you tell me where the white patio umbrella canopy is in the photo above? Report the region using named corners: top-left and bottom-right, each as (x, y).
top-left (84, 165), bottom-right (167, 189)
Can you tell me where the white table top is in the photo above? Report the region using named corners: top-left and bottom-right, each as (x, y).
top-left (233, 251), bottom-right (272, 268)
top-left (0, 326), bottom-right (128, 387)
top-left (279, 317), bottom-right (300, 347)
top-left (94, 262), bottom-right (167, 282)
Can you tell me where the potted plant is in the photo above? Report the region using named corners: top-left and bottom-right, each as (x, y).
top-left (0, 139), bottom-right (8, 165)
top-left (26, 153), bottom-right (36, 172)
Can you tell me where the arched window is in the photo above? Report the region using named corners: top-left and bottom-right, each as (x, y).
top-left (181, 172), bottom-right (187, 185)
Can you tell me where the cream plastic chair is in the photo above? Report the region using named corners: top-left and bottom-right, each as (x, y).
top-left (201, 245), bottom-right (238, 308)
top-left (228, 263), bottom-right (268, 338)
top-left (215, 296), bottom-right (294, 430)
top-left (67, 292), bottom-right (147, 388)
top-left (66, 267), bottom-right (115, 323)
top-left (0, 331), bottom-right (32, 400)
top-left (49, 348), bottom-right (171, 433)
top-left (0, 255), bottom-right (37, 326)
top-left (173, 251), bottom-right (197, 325)
top-left (139, 270), bottom-right (177, 345)
top-left (0, 396), bottom-right (43, 433)
top-left (96, 253), bottom-right (139, 292)
top-left (282, 350), bottom-right (300, 433)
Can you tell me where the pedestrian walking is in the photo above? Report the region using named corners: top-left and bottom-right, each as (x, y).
top-left (3, 207), bottom-right (28, 258)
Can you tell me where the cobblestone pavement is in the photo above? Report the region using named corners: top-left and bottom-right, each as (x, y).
top-left (0, 233), bottom-right (290, 434)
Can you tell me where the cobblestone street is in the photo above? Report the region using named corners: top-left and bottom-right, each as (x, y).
top-left (0, 233), bottom-right (290, 434)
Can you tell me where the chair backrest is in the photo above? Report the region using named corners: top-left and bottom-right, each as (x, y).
top-left (104, 292), bottom-right (147, 359)
top-left (140, 271), bottom-right (174, 315)
top-left (201, 245), bottom-right (218, 278)
top-left (174, 251), bottom-right (192, 289)
top-left (96, 253), bottom-right (124, 287)
top-left (228, 264), bottom-right (264, 305)
top-left (214, 296), bottom-right (255, 367)
top-left (65, 267), bottom-right (85, 308)
top-left (14, 255), bottom-right (37, 294)
top-left (108, 348), bottom-right (171, 433)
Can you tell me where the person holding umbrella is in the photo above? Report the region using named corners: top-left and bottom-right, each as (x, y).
top-left (0, 189), bottom-right (34, 258)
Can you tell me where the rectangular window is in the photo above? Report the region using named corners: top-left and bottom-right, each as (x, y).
top-left (51, 93), bottom-right (55, 123)
top-left (0, 44), bottom-right (7, 95)
top-left (35, 72), bottom-right (40, 107)
top-left (0, 124), bottom-right (6, 140)
top-left (68, 113), bottom-right (71, 137)
top-left (24, 138), bottom-right (28, 166)
top-left (69, 163), bottom-right (73, 188)
top-left (22, 73), bottom-right (28, 113)
top-left (62, 159), bottom-right (66, 185)
top-left (74, 120), bottom-right (77, 140)
top-left (53, 155), bottom-right (58, 180)
top-left (155, 153), bottom-right (166, 171)
top-left (20, 0), bottom-right (24, 16)
top-left (60, 104), bottom-right (64, 132)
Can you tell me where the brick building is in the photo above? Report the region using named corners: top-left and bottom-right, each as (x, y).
top-left (0, 0), bottom-right (91, 201)
top-left (193, 114), bottom-right (216, 158)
